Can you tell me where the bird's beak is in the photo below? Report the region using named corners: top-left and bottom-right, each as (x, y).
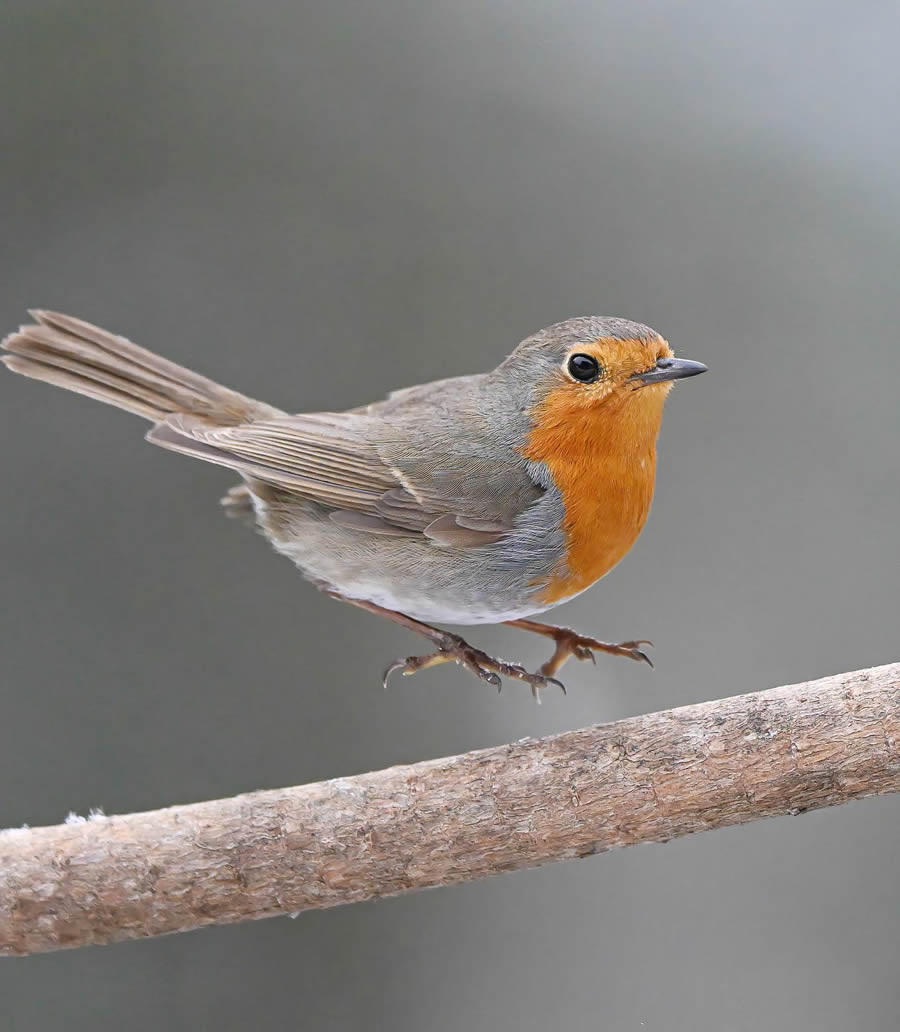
top-left (629, 356), bottom-right (708, 386)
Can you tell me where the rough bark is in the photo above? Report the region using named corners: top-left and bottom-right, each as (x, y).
top-left (2, 662), bottom-right (898, 957)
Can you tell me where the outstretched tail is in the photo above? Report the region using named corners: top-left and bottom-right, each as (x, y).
top-left (1, 310), bottom-right (280, 426)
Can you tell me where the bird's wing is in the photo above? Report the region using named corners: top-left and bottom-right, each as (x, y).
top-left (147, 409), bottom-right (542, 547)
top-left (350, 373), bottom-right (485, 416)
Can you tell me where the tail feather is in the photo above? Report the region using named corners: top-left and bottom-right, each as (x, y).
top-left (2, 353), bottom-right (167, 420)
top-left (2, 310), bottom-right (279, 425)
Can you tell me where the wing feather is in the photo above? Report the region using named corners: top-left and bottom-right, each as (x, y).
top-left (148, 408), bottom-right (535, 548)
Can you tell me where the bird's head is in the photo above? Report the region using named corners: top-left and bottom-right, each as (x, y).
top-left (507, 315), bottom-right (705, 410)
top-left (489, 317), bottom-right (707, 603)
top-left (501, 316), bottom-right (706, 455)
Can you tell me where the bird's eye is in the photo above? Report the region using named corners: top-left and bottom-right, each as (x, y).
top-left (567, 353), bottom-right (601, 383)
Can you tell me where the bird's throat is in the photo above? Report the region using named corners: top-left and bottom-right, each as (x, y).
top-left (522, 388), bottom-right (666, 602)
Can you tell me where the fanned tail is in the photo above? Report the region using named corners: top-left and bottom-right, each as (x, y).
top-left (2, 310), bottom-right (279, 425)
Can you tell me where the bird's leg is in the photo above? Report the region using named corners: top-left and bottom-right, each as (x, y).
top-left (327, 593), bottom-right (565, 700)
top-left (504, 618), bottom-right (653, 677)
top-left (220, 483), bottom-right (257, 526)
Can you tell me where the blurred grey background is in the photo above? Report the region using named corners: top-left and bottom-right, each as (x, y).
top-left (2, 1), bottom-right (899, 1028)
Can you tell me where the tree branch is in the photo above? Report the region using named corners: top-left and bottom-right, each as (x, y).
top-left (2, 663), bottom-right (899, 956)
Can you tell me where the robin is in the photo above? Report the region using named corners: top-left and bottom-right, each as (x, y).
top-left (2, 311), bottom-right (705, 698)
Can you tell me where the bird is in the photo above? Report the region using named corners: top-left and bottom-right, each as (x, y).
top-left (2, 310), bottom-right (706, 698)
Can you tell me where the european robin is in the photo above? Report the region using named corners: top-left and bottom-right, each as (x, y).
top-left (2, 311), bottom-right (706, 698)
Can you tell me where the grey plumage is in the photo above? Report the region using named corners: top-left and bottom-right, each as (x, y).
top-left (1, 310), bottom-right (663, 624)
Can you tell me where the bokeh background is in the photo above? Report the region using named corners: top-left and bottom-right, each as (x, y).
top-left (2, 1), bottom-right (900, 1028)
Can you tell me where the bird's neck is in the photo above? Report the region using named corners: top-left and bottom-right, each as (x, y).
top-left (523, 390), bottom-right (666, 602)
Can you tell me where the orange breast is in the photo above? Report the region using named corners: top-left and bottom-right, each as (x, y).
top-left (522, 388), bottom-right (663, 603)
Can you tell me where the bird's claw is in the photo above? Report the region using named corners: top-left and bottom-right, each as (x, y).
top-left (539, 630), bottom-right (654, 676)
top-left (382, 633), bottom-right (566, 701)
top-left (611, 639), bottom-right (655, 668)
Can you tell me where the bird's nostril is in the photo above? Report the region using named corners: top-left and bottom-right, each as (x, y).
top-left (655, 356), bottom-right (674, 368)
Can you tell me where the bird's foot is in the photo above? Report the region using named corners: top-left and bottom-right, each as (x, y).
top-left (538, 628), bottom-right (653, 676)
top-left (383, 631), bottom-right (566, 702)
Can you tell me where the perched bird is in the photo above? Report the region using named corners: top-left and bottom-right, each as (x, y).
top-left (2, 311), bottom-right (705, 697)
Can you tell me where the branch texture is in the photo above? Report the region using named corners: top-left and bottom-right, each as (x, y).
top-left (2, 663), bottom-right (899, 956)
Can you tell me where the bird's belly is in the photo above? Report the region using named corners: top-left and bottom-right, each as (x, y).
top-left (350, 586), bottom-right (560, 625)
top-left (257, 497), bottom-right (566, 626)
top-left (299, 549), bottom-right (561, 626)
